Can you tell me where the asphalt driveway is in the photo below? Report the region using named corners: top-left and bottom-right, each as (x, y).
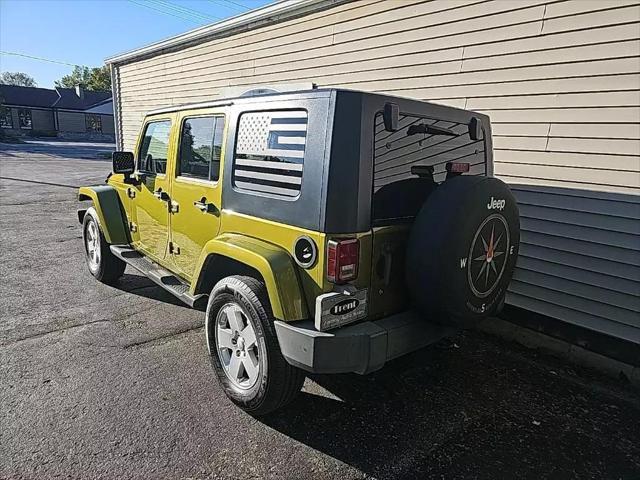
top-left (1, 141), bottom-right (639, 479)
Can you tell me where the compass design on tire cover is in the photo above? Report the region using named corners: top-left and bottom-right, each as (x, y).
top-left (467, 213), bottom-right (510, 298)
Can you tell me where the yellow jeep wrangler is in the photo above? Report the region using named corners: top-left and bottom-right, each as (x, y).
top-left (78, 89), bottom-right (519, 415)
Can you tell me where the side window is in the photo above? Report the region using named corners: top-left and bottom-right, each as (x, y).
top-left (18, 109), bottom-right (32, 129)
top-left (86, 114), bottom-right (102, 133)
top-left (138, 120), bottom-right (171, 174)
top-left (232, 110), bottom-right (307, 198)
top-left (0, 107), bottom-right (12, 128)
top-left (177, 115), bottom-right (225, 182)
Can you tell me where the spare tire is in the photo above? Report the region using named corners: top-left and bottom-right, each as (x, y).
top-left (405, 175), bottom-right (519, 327)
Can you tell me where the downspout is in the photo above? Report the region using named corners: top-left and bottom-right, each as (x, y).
top-left (109, 64), bottom-right (122, 150)
top-left (52, 87), bottom-right (62, 137)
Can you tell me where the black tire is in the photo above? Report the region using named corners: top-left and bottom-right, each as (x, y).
top-left (205, 275), bottom-right (305, 416)
top-left (82, 207), bottom-right (126, 284)
top-left (405, 175), bottom-right (520, 328)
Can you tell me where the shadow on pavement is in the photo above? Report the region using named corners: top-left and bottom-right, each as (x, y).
top-left (113, 273), bottom-right (194, 309)
top-left (261, 332), bottom-right (640, 479)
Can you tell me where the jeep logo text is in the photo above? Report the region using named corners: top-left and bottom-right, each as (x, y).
top-left (487, 197), bottom-right (506, 211)
top-left (330, 299), bottom-right (359, 315)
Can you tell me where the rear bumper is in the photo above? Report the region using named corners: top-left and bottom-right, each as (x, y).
top-left (274, 310), bottom-right (457, 375)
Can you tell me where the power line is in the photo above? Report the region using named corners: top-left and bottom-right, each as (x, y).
top-left (146, 0), bottom-right (209, 22)
top-left (126, 0), bottom-right (205, 24)
top-left (150, 0), bottom-right (222, 21)
top-left (221, 0), bottom-right (251, 11)
top-left (0, 51), bottom-right (80, 67)
top-left (207, 0), bottom-right (250, 13)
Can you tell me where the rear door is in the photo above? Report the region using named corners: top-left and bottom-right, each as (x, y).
top-left (168, 109), bottom-right (226, 281)
top-left (369, 111), bottom-right (487, 317)
top-left (130, 117), bottom-right (175, 263)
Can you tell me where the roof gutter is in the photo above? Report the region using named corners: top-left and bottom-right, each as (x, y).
top-left (105, 0), bottom-right (348, 66)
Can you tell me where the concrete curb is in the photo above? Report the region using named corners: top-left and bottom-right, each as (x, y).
top-left (480, 317), bottom-right (640, 388)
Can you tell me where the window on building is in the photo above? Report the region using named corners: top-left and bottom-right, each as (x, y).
top-left (0, 107), bottom-right (12, 128)
top-left (177, 115), bottom-right (225, 182)
top-left (138, 120), bottom-right (171, 175)
top-left (86, 114), bottom-right (102, 133)
top-left (232, 110), bottom-right (307, 198)
top-left (17, 109), bottom-right (32, 129)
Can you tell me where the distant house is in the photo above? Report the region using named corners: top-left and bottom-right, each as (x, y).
top-left (0, 84), bottom-right (114, 141)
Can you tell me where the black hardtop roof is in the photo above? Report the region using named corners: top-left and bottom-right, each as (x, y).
top-left (146, 88), bottom-right (487, 120)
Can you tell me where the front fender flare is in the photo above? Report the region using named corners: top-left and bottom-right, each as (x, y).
top-left (78, 186), bottom-right (129, 245)
top-left (193, 234), bottom-right (308, 322)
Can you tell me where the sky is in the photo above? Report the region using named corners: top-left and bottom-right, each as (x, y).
top-left (0, 0), bottom-right (272, 88)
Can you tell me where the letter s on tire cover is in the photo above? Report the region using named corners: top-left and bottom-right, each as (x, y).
top-left (405, 175), bottom-right (520, 327)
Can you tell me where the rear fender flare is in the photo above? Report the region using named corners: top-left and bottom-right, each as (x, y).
top-left (78, 186), bottom-right (129, 245)
top-left (193, 234), bottom-right (308, 322)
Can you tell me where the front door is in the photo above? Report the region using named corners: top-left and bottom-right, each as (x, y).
top-left (169, 111), bottom-right (226, 280)
top-left (130, 118), bottom-right (174, 262)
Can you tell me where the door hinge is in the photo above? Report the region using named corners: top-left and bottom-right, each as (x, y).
top-left (129, 221), bottom-right (137, 233)
top-left (170, 201), bottom-right (179, 213)
top-left (169, 242), bottom-right (180, 255)
top-left (127, 187), bottom-right (136, 199)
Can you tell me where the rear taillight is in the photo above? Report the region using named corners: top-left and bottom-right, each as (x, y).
top-left (445, 161), bottom-right (470, 180)
top-left (446, 161), bottom-right (470, 174)
top-left (327, 239), bottom-right (359, 283)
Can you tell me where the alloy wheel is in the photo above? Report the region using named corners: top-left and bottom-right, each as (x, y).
top-left (85, 220), bottom-right (101, 269)
top-left (215, 303), bottom-right (261, 390)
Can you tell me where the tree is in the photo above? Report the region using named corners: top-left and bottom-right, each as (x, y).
top-left (0, 72), bottom-right (37, 87)
top-left (55, 65), bottom-right (111, 91)
top-left (87, 66), bottom-right (111, 91)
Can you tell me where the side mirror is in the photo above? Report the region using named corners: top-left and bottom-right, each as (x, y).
top-left (112, 151), bottom-right (135, 175)
top-left (383, 102), bottom-right (399, 132)
top-left (468, 117), bottom-right (482, 141)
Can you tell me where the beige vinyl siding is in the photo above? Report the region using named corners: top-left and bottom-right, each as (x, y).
top-left (112, 0), bottom-right (640, 344)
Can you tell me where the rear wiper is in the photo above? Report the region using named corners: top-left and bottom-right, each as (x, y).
top-left (407, 123), bottom-right (457, 137)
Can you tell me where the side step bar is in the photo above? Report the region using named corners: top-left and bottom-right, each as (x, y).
top-left (110, 245), bottom-right (206, 309)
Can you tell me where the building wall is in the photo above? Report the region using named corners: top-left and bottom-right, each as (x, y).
top-left (9, 108), bottom-right (21, 131)
top-left (85, 100), bottom-right (114, 115)
top-left (111, 0), bottom-right (640, 346)
top-left (3, 106), bottom-right (55, 133)
top-left (31, 108), bottom-right (55, 132)
top-left (100, 114), bottom-right (115, 135)
top-left (57, 111), bottom-right (87, 133)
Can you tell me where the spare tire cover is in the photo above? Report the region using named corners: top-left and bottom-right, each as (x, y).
top-left (405, 175), bottom-right (520, 326)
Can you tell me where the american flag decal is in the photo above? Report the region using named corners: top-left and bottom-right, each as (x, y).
top-left (233, 110), bottom-right (307, 197)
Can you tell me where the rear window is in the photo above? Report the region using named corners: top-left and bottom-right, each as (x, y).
top-left (372, 112), bottom-right (486, 223)
top-left (232, 110), bottom-right (307, 199)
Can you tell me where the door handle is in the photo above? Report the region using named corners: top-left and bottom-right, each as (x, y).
top-left (194, 198), bottom-right (218, 214)
top-left (153, 189), bottom-right (169, 201)
top-left (193, 200), bottom-right (208, 211)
